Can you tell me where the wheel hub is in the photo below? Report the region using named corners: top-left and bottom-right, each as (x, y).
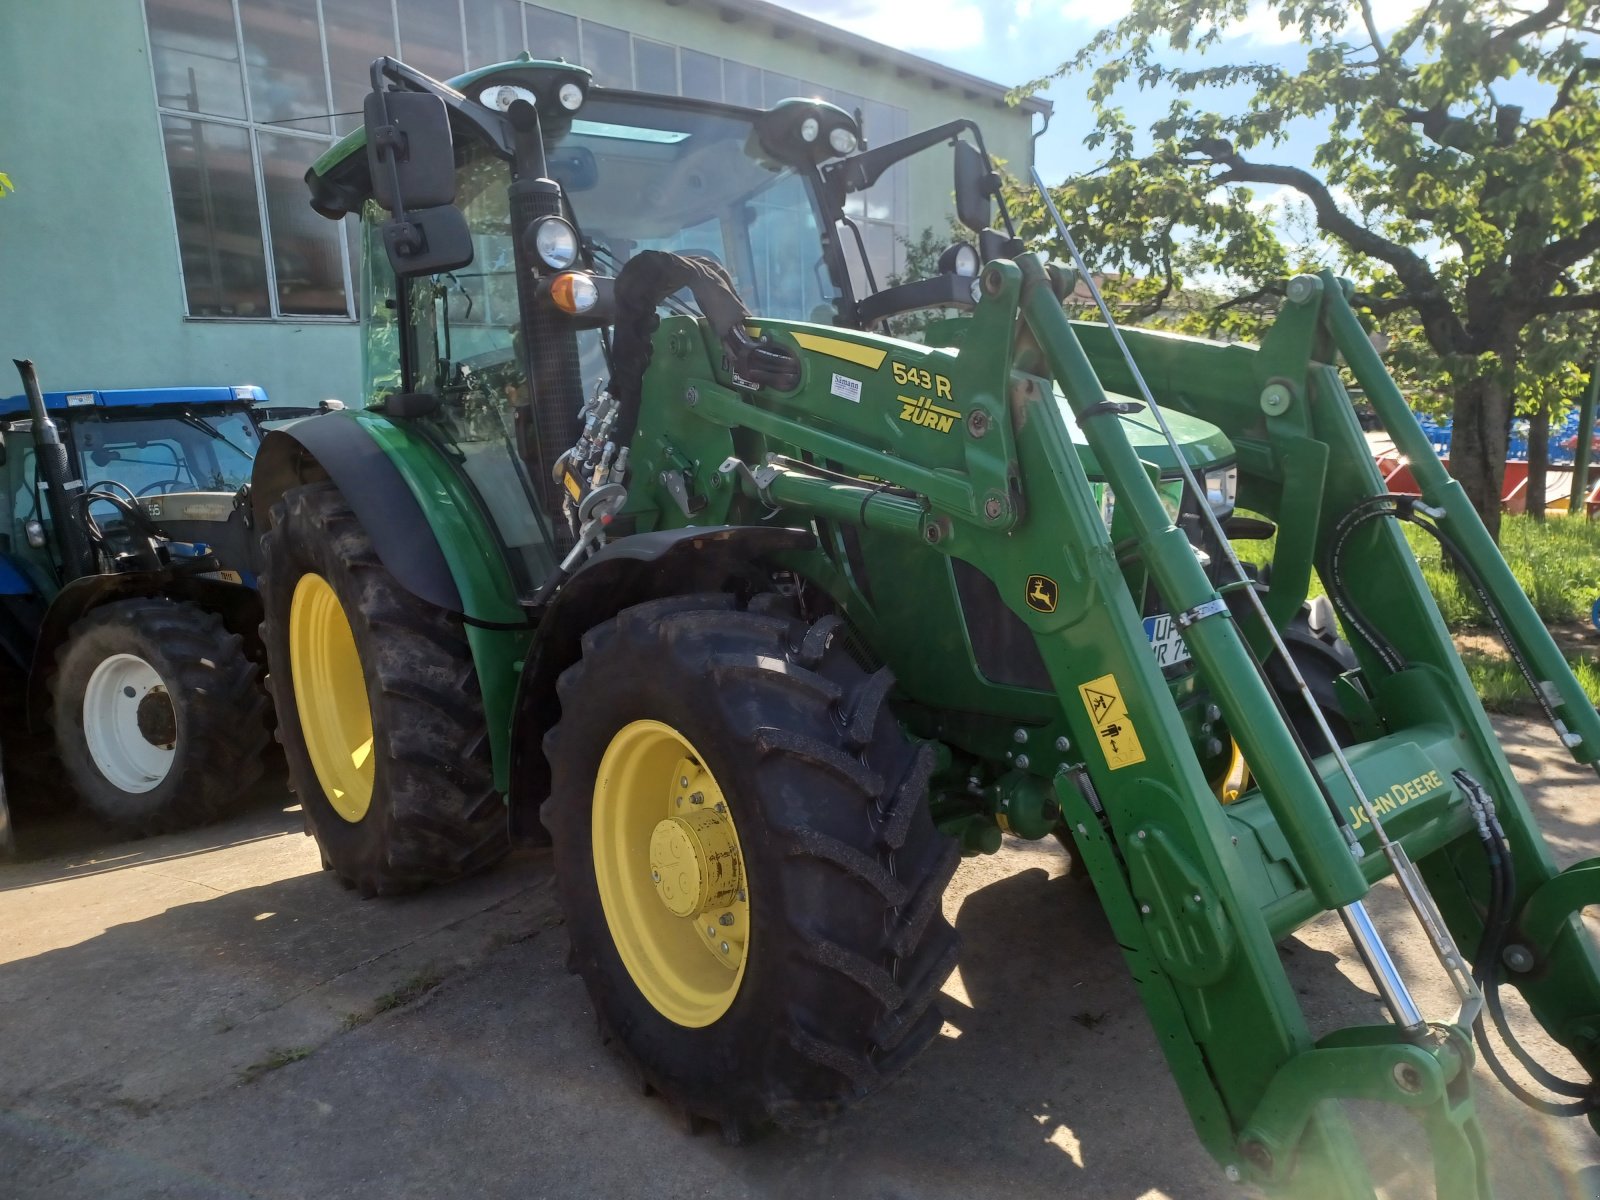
top-left (649, 809), bottom-right (742, 918)
top-left (135, 687), bottom-right (177, 748)
top-left (81, 652), bottom-right (175, 794)
top-left (591, 720), bottom-right (752, 1027)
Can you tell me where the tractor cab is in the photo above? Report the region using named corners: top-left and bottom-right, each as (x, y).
top-left (0, 385), bottom-right (266, 601)
top-left (306, 56), bottom-right (1238, 605)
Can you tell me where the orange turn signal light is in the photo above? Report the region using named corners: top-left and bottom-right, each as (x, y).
top-left (549, 271), bottom-right (599, 314)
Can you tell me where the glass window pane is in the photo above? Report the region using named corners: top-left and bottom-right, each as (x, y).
top-left (861, 99), bottom-right (895, 149)
top-left (261, 131), bottom-right (350, 315)
top-left (525, 5), bottom-right (579, 65)
top-left (464, 0), bottom-right (522, 67)
top-left (680, 49), bottom-right (720, 101)
top-left (762, 71), bottom-right (798, 105)
top-left (145, 0), bottom-right (247, 119)
top-left (160, 116), bottom-right (271, 317)
top-left (324, 0), bottom-right (396, 136)
top-left (398, 0), bottom-right (464, 81)
top-left (633, 38), bottom-right (676, 94)
top-left (832, 90), bottom-right (863, 124)
top-left (724, 61), bottom-right (760, 108)
top-left (240, 0), bottom-right (330, 132)
top-left (581, 21), bottom-right (631, 88)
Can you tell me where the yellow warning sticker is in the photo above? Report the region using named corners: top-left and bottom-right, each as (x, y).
top-left (1078, 673), bottom-right (1146, 770)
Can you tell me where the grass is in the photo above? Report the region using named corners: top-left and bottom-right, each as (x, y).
top-left (239, 1045), bottom-right (312, 1084)
top-left (340, 964), bottom-right (448, 1032)
top-left (1248, 511), bottom-right (1600, 711)
top-left (1404, 514), bottom-right (1600, 628)
top-left (1459, 648), bottom-right (1600, 712)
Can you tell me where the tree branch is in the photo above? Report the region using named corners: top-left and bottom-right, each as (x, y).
top-left (1195, 146), bottom-right (1472, 353)
top-left (1488, 0), bottom-right (1567, 57)
top-left (1551, 57), bottom-right (1600, 115)
top-left (1540, 217), bottom-right (1600, 274)
top-left (1124, 251), bottom-right (1176, 322)
top-left (1536, 292), bottom-right (1600, 313)
top-left (1358, 0), bottom-right (1391, 66)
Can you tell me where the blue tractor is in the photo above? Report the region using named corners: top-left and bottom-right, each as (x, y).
top-left (0, 361), bottom-right (304, 843)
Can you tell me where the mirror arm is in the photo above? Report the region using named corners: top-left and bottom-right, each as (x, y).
top-left (821, 119), bottom-right (974, 210)
top-left (369, 56), bottom-right (514, 160)
top-left (819, 118), bottom-right (1018, 241)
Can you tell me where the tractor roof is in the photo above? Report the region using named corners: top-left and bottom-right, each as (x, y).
top-left (0, 385), bottom-right (268, 421)
top-left (308, 58), bottom-right (587, 214)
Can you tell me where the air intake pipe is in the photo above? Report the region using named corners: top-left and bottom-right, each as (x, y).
top-left (13, 359), bottom-right (91, 582)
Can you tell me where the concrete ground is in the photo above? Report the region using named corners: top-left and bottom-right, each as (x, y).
top-left (2, 719), bottom-right (1599, 1199)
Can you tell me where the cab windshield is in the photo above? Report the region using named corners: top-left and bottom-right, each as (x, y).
top-left (409, 93), bottom-right (843, 399)
top-left (377, 93), bottom-right (843, 598)
top-left (75, 410), bottom-right (259, 497)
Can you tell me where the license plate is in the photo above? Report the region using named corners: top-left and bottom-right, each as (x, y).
top-left (1143, 613), bottom-right (1192, 669)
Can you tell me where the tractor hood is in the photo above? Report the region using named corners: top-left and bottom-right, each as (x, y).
top-left (1060, 388), bottom-right (1236, 477)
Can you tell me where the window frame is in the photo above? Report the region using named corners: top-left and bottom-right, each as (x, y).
top-left (143, 0), bottom-right (913, 322)
top-left (144, 0), bottom-right (358, 324)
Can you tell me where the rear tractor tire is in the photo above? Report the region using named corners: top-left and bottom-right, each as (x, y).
top-left (259, 481), bottom-right (508, 895)
top-left (51, 597), bottom-right (267, 834)
top-left (542, 593), bottom-right (960, 1140)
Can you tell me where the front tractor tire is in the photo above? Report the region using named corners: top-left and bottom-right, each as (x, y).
top-left (260, 481), bottom-right (508, 895)
top-left (51, 597), bottom-right (267, 834)
top-left (543, 594), bottom-right (961, 1140)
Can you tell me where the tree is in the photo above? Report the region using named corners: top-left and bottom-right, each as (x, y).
top-left (1025, 0), bottom-right (1600, 536)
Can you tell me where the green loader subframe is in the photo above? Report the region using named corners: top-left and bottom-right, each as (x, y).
top-left (253, 55), bottom-right (1600, 1196)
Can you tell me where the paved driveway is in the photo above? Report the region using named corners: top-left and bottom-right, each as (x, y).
top-left (2, 719), bottom-right (1598, 1199)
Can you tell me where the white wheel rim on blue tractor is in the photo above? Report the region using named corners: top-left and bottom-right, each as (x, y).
top-left (82, 653), bottom-right (176, 794)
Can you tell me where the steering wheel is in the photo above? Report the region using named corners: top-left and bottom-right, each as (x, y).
top-left (89, 479), bottom-right (141, 507)
top-left (136, 479), bottom-right (184, 497)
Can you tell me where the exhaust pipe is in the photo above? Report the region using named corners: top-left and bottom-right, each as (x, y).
top-left (13, 359), bottom-right (91, 582)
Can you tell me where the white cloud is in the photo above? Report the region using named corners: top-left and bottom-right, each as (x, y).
top-left (1061, 0), bottom-right (1131, 24)
top-left (1221, 0), bottom-right (1426, 43)
top-left (778, 0), bottom-right (988, 52)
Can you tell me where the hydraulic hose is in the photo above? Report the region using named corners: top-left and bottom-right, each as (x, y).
top-left (1456, 770), bottom-right (1595, 1116)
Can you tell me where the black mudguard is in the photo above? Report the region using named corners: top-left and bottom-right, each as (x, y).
top-left (506, 525), bottom-right (817, 841)
top-left (250, 416), bottom-right (462, 613)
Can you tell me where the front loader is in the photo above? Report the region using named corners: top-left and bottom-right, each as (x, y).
top-left (251, 53), bottom-right (1600, 1194)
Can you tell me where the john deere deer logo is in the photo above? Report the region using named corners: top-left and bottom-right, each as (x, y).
top-left (1026, 574), bottom-right (1058, 614)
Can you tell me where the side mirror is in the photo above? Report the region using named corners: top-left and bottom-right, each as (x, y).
top-left (365, 90), bottom-right (457, 211)
top-left (364, 89), bottom-right (474, 277)
top-left (0, 428), bottom-right (7, 468)
top-left (954, 140), bottom-right (996, 234)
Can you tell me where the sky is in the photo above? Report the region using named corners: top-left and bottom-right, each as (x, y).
top-left (769, 0), bottom-right (1557, 239)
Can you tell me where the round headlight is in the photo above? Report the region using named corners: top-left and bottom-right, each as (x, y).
top-left (550, 271), bottom-right (599, 314)
top-left (799, 116), bottom-right (820, 143)
top-left (828, 126), bottom-right (858, 155)
top-left (532, 217), bottom-right (579, 270)
top-left (558, 81), bottom-right (584, 111)
top-left (938, 241), bottom-right (982, 278)
top-left (484, 84), bottom-right (538, 112)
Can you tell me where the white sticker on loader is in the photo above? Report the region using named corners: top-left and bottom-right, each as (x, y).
top-left (830, 373), bottom-right (863, 403)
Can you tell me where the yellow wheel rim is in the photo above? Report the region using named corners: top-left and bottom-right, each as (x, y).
top-left (592, 720), bottom-right (750, 1028)
top-left (289, 573), bottom-right (376, 823)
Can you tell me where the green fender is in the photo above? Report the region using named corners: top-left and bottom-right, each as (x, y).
top-left (251, 410), bottom-right (530, 793)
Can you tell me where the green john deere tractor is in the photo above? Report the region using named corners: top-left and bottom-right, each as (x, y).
top-left (249, 54), bottom-right (1600, 1195)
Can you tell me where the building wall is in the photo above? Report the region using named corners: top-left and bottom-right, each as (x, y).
top-left (0, 0), bottom-right (362, 405)
top-left (0, 0), bottom-right (1037, 408)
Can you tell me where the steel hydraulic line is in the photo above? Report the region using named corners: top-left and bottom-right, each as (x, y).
top-left (1029, 167), bottom-right (1480, 1033)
